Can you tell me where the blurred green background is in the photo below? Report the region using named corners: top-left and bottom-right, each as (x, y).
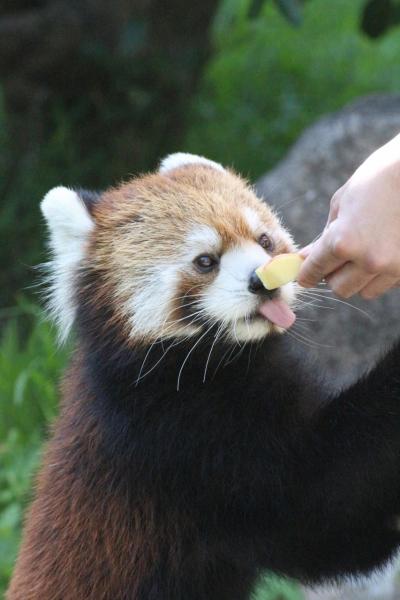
top-left (1, 0), bottom-right (400, 597)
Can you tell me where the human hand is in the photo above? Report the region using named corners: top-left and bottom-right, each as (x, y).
top-left (297, 133), bottom-right (400, 299)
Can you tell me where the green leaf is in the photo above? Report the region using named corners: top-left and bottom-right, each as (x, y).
top-left (0, 504), bottom-right (21, 532)
top-left (253, 574), bottom-right (303, 599)
top-left (13, 367), bottom-right (33, 406)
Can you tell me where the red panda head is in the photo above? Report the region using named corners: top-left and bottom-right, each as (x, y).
top-left (41, 153), bottom-right (297, 347)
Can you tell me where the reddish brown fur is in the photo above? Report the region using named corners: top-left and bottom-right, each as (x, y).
top-left (7, 358), bottom-right (161, 600)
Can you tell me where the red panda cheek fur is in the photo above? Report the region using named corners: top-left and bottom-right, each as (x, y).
top-left (7, 160), bottom-right (400, 599)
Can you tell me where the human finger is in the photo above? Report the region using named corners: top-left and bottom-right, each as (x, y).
top-left (297, 226), bottom-right (349, 288)
top-left (359, 275), bottom-right (400, 300)
top-left (325, 263), bottom-right (375, 299)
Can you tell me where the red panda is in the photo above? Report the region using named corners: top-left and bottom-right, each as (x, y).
top-left (7, 153), bottom-right (400, 599)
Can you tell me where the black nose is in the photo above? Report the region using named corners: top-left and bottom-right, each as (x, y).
top-left (248, 270), bottom-right (265, 294)
top-left (248, 270), bottom-right (278, 297)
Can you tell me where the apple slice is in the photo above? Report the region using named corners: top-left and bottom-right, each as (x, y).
top-left (256, 253), bottom-right (304, 290)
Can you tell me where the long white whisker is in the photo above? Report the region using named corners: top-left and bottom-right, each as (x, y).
top-left (212, 344), bottom-right (235, 379)
top-left (203, 323), bottom-right (224, 383)
top-left (135, 338), bottom-right (179, 385)
top-left (225, 339), bottom-right (247, 365)
top-left (176, 322), bottom-right (216, 391)
top-left (289, 327), bottom-right (333, 348)
top-left (134, 305), bottom-right (175, 384)
top-left (135, 318), bottom-right (215, 386)
top-left (285, 329), bottom-right (320, 349)
top-left (295, 317), bottom-right (318, 322)
top-left (161, 308), bottom-right (207, 331)
top-left (135, 340), bottom-right (161, 385)
top-left (297, 291), bottom-right (373, 320)
top-left (294, 298), bottom-right (335, 310)
top-left (232, 314), bottom-right (242, 347)
top-left (303, 287), bottom-right (333, 294)
top-left (135, 307), bottom-right (212, 385)
top-left (268, 189), bottom-right (317, 212)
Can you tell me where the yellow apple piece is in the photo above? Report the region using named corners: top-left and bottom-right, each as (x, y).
top-left (256, 253), bottom-right (304, 290)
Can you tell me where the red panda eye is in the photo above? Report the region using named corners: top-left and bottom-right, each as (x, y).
top-left (193, 254), bottom-right (218, 273)
top-left (258, 233), bottom-right (274, 252)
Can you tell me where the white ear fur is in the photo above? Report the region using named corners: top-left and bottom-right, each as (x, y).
top-left (159, 152), bottom-right (225, 174)
top-left (41, 186), bottom-right (94, 343)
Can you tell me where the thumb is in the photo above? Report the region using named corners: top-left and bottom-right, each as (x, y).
top-left (297, 226), bottom-right (346, 288)
top-left (325, 191), bottom-right (341, 230)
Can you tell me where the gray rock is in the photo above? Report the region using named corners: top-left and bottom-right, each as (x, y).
top-left (256, 94), bottom-right (400, 387)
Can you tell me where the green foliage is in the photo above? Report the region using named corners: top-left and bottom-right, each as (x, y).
top-left (186, 0), bottom-right (400, 178)
top-left (0, 302), bottom-right (68, 596)
top-left (0, 95), bottom-right (135, 309)
top-left (253, 574), bottom-right (303, 599)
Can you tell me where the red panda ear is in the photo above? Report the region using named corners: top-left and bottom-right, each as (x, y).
top-left (41, 187), bottom-right (95, 343)
top-left (41, 187), bottom-right (94, 241)
top-left (159, 152), bottom-right (226, 174)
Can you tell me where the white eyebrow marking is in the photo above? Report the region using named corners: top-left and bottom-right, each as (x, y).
top-left (243, 206), bottom-right (262, 232)
top-left (185, 225), bottom-right (221, 255)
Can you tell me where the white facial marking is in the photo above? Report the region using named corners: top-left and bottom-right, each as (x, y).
top-left (41, 187), bottom-right (94, 343)
top-left (243, 206), bottom-right (263, 233)
top-left (159, 153), bottom-right (225, 174)
top-left (185, 225), bottom-right (221, 256)
top-left (127, 263), bottom-right (183, 339)
top-left (126, 226), bottom-right (220, 341)
top-left (201, 242), bottom-right (271, 340)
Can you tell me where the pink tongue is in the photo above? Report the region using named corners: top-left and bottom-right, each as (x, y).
top-left (258, 298), bottom-right (296, 329)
